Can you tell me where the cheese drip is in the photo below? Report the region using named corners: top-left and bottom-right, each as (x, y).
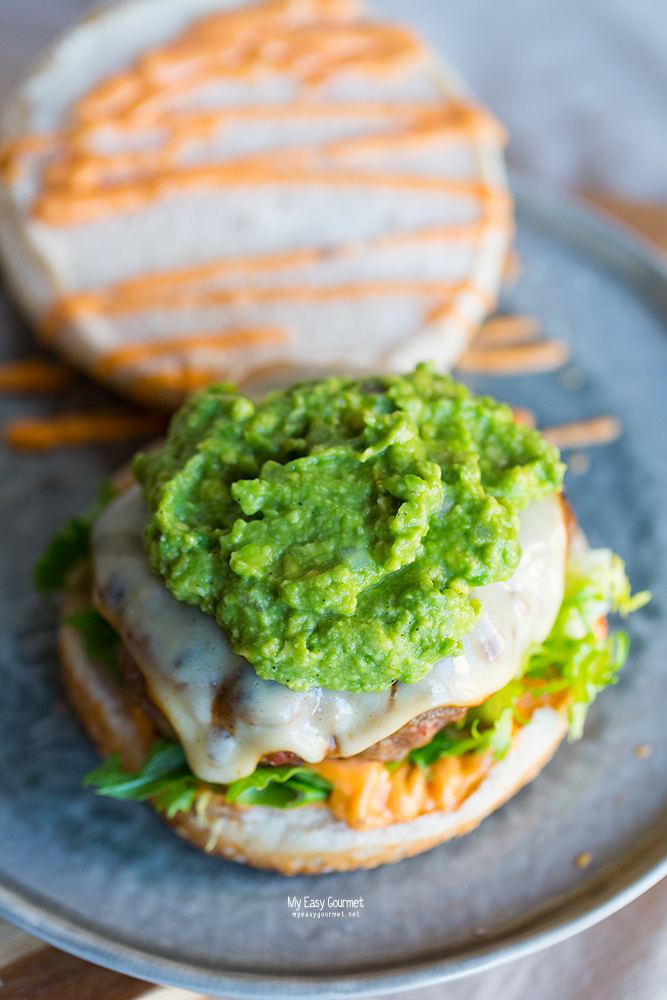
top-left (93, 486), bottom-right (566, 782)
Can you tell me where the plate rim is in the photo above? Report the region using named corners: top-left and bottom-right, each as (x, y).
top-left (2, 173), bottom-right (667, 997)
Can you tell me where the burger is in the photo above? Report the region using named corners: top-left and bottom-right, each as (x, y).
top-left (40, 364), bottom-right (647, 873)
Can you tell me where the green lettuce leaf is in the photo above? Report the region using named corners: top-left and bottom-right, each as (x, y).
top-left (407, 721), bottom-right (487, 769)
top-left (84, 743), bottom-right (334, 813)
top-left (35, 481), bottom-right (116, 594)
top-left (83, 740), bottom-right (201, 818)
top-left (407, 701), bottom-right (516, 769)
top-left (64, 607), bottom-right (121, 678)
top-left (225, 765), bottom-right (332, 808)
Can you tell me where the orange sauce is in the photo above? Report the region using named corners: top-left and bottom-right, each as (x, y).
top-left (56, 278), bottom-right (463, 323)
top-left (92, 327), bottom-right (289, 378)
top-left (40, 216), bottom-right (509, 339)
top-left (5, 0), bottom-right (512, 398)
top-left (3, 408), bottom-right (167, 451)
top-left (0, 132), bottom-right (55, 181)
top-left (513, 684), bottom-right (572, 722)
top-left (314, 686), bottom-right (569, 831)
top-left (35, 169), bottom-right (493, 227)
top-left (0, 358), bottom-right (76, 393)
top-left (129, 368), bottom-right (236, 401)
top-left (314, 750), bottom-right (494, 831)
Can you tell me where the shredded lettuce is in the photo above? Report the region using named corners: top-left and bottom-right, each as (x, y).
top-left (523, 548), bottom-right (649, 740)
top-left (408, 548), bottom-right (650, 766)
top-left (34, 481), bottom-right (115, 594)
top-left (64, 607), bottom-right (121, 678)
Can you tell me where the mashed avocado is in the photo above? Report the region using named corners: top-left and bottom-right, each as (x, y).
top-left (134, 364), bottom-right (564, 692)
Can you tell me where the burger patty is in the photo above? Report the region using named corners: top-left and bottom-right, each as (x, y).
top-left (356, 705), bottom-right (466, 761)
top-left (117, 644), bottom-right (466, 766)
top-left (118, 644), bottom-right (177, 741)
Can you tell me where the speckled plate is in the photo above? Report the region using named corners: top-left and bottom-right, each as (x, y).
top-left (0, 175), bottom-right (665, 998)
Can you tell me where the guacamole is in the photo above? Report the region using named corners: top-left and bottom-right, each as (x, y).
top-left (134, 365), bottom-right (564, 692)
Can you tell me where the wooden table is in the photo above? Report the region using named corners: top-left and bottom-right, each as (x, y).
top-left (0, 916), bottom-right (206, 999)
top-left (1, 191), bottom-right (666, 1000)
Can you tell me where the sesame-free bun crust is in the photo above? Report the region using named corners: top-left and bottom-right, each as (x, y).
top-left (59, 567), bottom-right (567, 875)
top-left (171, 710), bottom-right (567, 873)
top-left (59, 564), bottom-right (157, 772)
top-left (0, 0), bottom-right (511, 408)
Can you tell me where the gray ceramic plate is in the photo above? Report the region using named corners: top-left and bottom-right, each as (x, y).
top-left (0, 176), bottom-right (665, 997)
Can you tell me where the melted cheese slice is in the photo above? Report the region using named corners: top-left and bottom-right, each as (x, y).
top-left (93, 486), bottom-right (566, 782)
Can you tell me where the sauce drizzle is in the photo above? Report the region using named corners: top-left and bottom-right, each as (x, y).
top-left (4, 0), bottom-right (512, 403)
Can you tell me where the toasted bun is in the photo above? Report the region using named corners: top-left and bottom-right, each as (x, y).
top-left (59, 564), bottom-right (158, 773)
top-left (0, 0), bottom-right (511, 408)
top-left (59, 567), bottom-right (568, 875)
